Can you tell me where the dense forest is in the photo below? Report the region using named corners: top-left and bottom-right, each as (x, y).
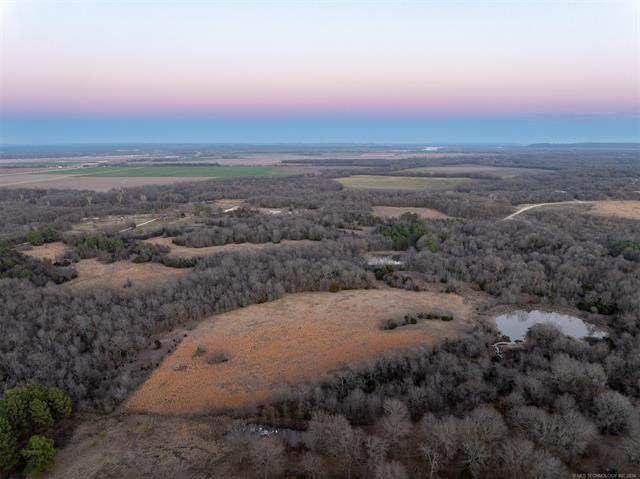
top-left (258, 322), bottom-right (640, 478)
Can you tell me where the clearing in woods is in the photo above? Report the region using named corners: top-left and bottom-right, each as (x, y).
top-left (335, 175), bottom-right (469, 191)
top-left (587, 201), bottom-right (640, 220)
top-left (127, 289), bottom-right (476, 414)
top-left (398, 164), bottom-right (553, 178)
top-left (144, 236), bottom-right (317, 258)
top-left (505, 200), bottom-right (640, 221)
top-left (21, 242), bottom-right (71, 261)
top-left (371, 206), bottom-right (450, 219)
top-left (64, 259), bottom-right (188, 291)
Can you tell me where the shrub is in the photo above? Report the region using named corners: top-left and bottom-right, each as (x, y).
top-left (0, 385), bottom-right (72, 476)
top-left (207, 351), bottom-right (230, 365)
top-left (329, 281), bottom-right (340, 293)
top-left (21, 435), bottom-right (57, 477)
top-left (26, 228), bottom-right (59, 247)
top-left (593, 391), bottom-right (635, 435)
top-left (29, 399), bottom-right (54, 429)
top-left (192, 345), bottom-right (207, 358)
top-left (0, 390), bottom-right (29, 436)
top-left (46, 388), bottom-right (72, 419)
top-left (0, 416), bottom-right (18, 472)
top-left (382, 320), bottom-right (398, 330)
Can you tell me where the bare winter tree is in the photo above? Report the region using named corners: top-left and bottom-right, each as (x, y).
top-left (308, 411), bottom-right (354, 457)
top-left (458, 406), bottom-right (507, 474)
top-left (363, 435), bottom-right (388, 476)
top-left (300, 451), bottom-right (326, 479)
top-left (308, 411), bottom-right (360, 477)
top-left (419, 443), bottom-right (441, 479)
top-left (593, 391), bottom-right (635, 435)
top-left (248, 436), bottom-right (285, 479)
top-left (556, 409), bottom-right (597, 460)
top-left (498, 436), bottom-right (535, 478)
top-left (527, 448), bottom-right (568, 479)
top-left (380, 398), bottom-right (411, 448)
top-left (420, 413), bottom-right (461, 460)
top-left (373, 460), bottom-right (408, 479)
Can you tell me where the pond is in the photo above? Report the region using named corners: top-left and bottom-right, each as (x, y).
top-left (495, 310), bottom-right (607, 343)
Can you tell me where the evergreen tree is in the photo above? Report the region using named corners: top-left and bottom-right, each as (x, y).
top-left (21, 435), bottom-right (57, 477)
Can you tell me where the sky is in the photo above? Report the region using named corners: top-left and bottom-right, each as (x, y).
top-left (1, 0), bottom-right (639, 144)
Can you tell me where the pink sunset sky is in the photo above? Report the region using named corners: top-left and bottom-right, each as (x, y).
top-left (0, 1), bottom-right (638, 143)
top-left (2, 1), bottom-right (639, 117)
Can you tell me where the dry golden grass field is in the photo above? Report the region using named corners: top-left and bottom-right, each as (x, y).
top-left (127, 289), bottom-right (476, 414)
top-left (398, 164), bottom-right (552, 178)
top-left (144, 236), bottom-right (317, 259)
top-left (0, 172), bottom-right (212, 191)
top-left (371, 205), bottom-right (450, 219)
top-left (65, 259), bottom-right (188, 292)
top-left (509, 200), bottom-right (640, 221)
top-left (22, 242), bottom-right (71, 261)
top-left (587, 200), bottom-right (640, 220)
top-left (336, 175), bottom-right (469, 191)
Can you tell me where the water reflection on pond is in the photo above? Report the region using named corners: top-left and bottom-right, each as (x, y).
top-left (495, 310), bottom-right (607, 343)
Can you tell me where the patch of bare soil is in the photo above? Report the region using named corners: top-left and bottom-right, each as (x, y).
top-left (65, 259), bottom-right (188, 291)
top-left (587, 200), bottom-right (640, 220)
top-left (50, 413), bottom-right (241, 479)
top-left (145, 236), bottom-right (317, 259)
top-left (21, 242), bottom-right (71, 261)
top-left (372, 206), bottom-right (450, 219)
top-left (127, 289), bottom-right (478, 414)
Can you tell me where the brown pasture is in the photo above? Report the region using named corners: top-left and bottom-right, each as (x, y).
top-left (372, 206), bottom-right (450, 219)
top-left (587, 201), bottom-right (640, 220)
top-left (127, 289), bottom-right (476, 414)
top-left (65, 259), bottom-right (188, 292)
top-left (21, 242), bottom-right (71, 261)
top-left (398, 164), bottom-right (552, 178)
top-left (145, 236), bottom-right (317, 259)
top-left (0, 173), bottom-right (213, 191)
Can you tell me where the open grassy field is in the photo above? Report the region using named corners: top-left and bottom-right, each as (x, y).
top-left (398, 164), bottom-right (553, 178)
top-left (127, 289), bottom-right (476, 414)
top-left (1, 165), bottom-right (291, 190)
top-left (506, 200), bottom-right (640, 221)
top-left (587, 200), bottom-right (640, 220)
top-left (371, 205), bottom-right (450, 219)
top-left (336, 175), bottom-right (469, 191)
top-left (0, 173), bottom-right (214, 190)
top-left (64, 259), bottom-right (188, 292)
top-left (42, 165), bottom-right (291, 178)
top-left (145, 236), bottom-right (317, 259)
top-left (21, 242), bottom-right (71, 261)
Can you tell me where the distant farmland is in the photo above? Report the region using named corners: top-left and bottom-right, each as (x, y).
top-left (42, 165), bottom-right (291, 178)
top-left (336, 175), bottom-right (470, 191)
top-left (398, 164), bottom-right (553, 178)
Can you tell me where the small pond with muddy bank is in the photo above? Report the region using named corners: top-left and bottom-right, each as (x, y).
top-left (495, 309), bottom-right (607, 342)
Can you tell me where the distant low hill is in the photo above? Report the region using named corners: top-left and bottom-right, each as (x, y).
top-left (528, 142), bottom-right (640, 150)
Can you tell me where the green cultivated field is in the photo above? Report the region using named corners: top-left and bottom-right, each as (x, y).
top-left (336, 175), bottom-right (469, 191)
top-left (43, 165), bottom-right (291, 178)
